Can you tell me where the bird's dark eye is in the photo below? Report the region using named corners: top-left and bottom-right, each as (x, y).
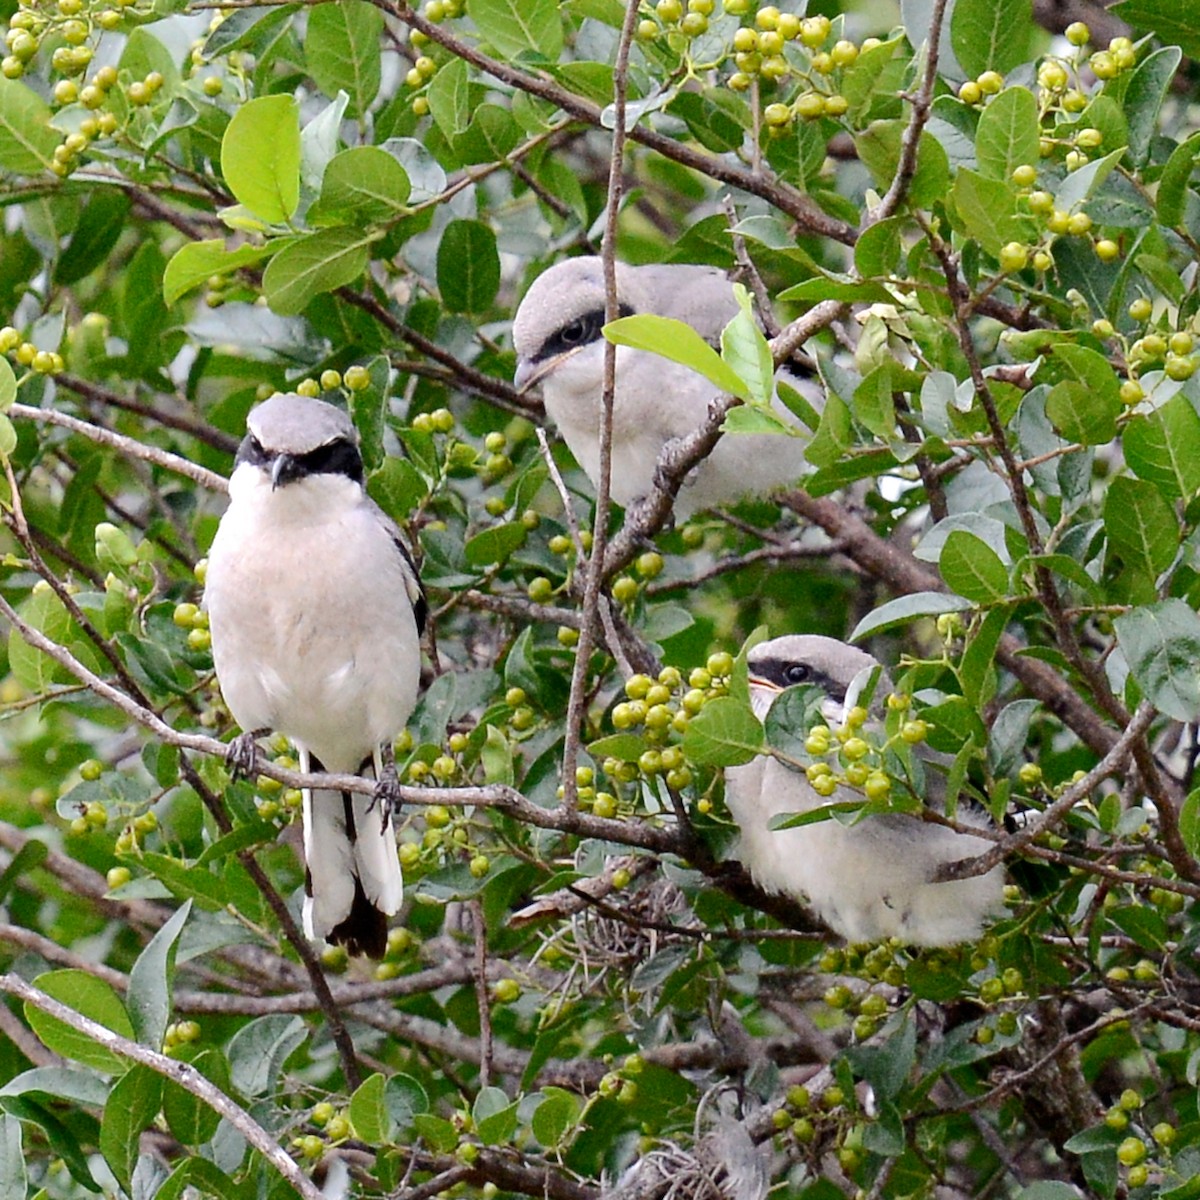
top-left (559, 318), bottom-right (587, 345)
top-left (784, 664), bottom-right (810, 685)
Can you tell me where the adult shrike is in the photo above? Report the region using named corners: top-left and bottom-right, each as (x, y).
top-left (511, 256), bottom-right (816, 519)
top-left (204, 394), bottom-right (425, 958)
top-left (724, 635), bottom-right (1004, 946)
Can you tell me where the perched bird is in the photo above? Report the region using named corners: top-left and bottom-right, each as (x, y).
top-left (511, 256), bottom-right (816, 518)
top-left (724, 635), bottom-right (1004, 946)
top-left (204, 394), bottom-right (426, 958)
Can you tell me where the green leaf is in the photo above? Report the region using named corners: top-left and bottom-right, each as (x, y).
top-left (127, 901), bottom-right (190, 1049)
top-left (1110, 0), bottom-right (1200, 57)
top-left (9, 588), bottom-right (72, 693)
top-left (349, 1073), bottom-right (391, 1144)
top-left (100, 1066), bottom-right (163, 1194)
top-left (854, 217), bottom-right (904, 278)
top-left (203, 3), bottom-right (298, 56)
top-left (720, 286), bottom-right (773, 406)
top-left (480, 725), bottom-right (514, 787)
top-left (412, 1113), bottom-right (458, 1153)
top-left (950, 0), bottom-right (1033, 77)
top-left (437, 219), bottom-right (500, 313)
top-left (805, 391), bottom-right (852, 468)
top-left (849, 593), bottom-right (973, 641)
top-left (165, 238), bottom-right (273, 304)
top-left (306, 146), bottom-right (411, 226)
top-left (1055, 147), bottom-right (1124, 213)
top-left (855, 122), bottom-right (950, 209)
top-left (975, 88), bottom-right (1039, 180)
top-left (305, 0), bottom-right (383, 117)
top-left (1124, 395), bottom-right (1200, 501)
top-left (470, 0), bottom-right (563, 59)
top-left (0, 77), bottom-right (59, 173)
top-left (0, 417), bottom-right (15, 460)
top-left (531, 1088), bottom-right (579, 1147)
top-left (1181, 789), bottom-right (1200, 857)
top-left (24, 970), bottom-right (135, 1075)
top-left (227, 1015), bottom-right (306, 1096)
top-left (1156, 133), bottom-right (1200, 229)
top-left (1104, 477), bottom-right (1178, 578)
top-left (852, 364), bottom-right (896, 438)
top-left (779, 277), bottom-right (893, 304)
top-left (0, 838), bottom-right (46, 908)
top-left (681, 695), bottom-right (763, 766)
top-left (464, 522), bottom-right (526, 567)
top-left (427, 55), bottom-right (470, 139)
top-left (473, 1087), bottom-right (518, 1145)
top-left (0, 358), bottom-right (14, 414)
top-left (1044, 380), bottom-right (1120, 445)
top-left (262, 227), bottom-right (374, 315)
top-left (162, 1048), bottom-right (228, 1146)
top-left (939, 530), bottom-right (1010, 603)
top-left (0, 1113), bottom-right (26, 1200)
top-left (951, 168), bottom-right (1029, 256)
top-left (219, 94), bottom-right (300, 225)
top-left (587, 733), bottom-right (649, 763)
top-left (1121, 46), bottom-right (1183, 169)
top-left (135, 851), bottom-right (227, 910)
top-left (1114, 599), bottom-right (1200, 721)
top-left (961, 605), bottom-right (1009, 708)
top-left (53, 191), bottom-right (131, 286)
top-left (605, 314), bottom-right (750, 401)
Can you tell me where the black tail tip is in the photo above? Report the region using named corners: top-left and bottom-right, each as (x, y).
top-left (327, 877), bottom-right (389, 959)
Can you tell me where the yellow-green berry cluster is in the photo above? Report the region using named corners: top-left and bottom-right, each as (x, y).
top-left (637, 0), bottom-right (716, 45)
top-left (801, 696), bottom-right (926, 804)
top-left (1099, 1089), bottom-right (1178, 1190)
top-left (1002, 163), bottom-right (1117, 276)
top-left (0, 326), bottom-right (64, 375)
top-left (956, 69), bottom-right (1004, 106)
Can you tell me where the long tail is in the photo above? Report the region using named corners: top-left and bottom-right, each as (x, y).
top-left (300, 748), bottom-right (403, 959)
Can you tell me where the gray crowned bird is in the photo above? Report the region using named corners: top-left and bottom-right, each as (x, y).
top-left (204, 394), bottom-right (426, 958)
top-left (724, 635), bottom-right (1004, 946)
top-left (511, 256), bottom-right (817, 519)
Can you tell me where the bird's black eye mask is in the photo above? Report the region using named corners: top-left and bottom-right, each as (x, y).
top-left (535, 303), bottom-right (635, 363)
top-left (237, 433), bottom-right (364, 484)
top-left (750, 657), bottom-right (847, 703)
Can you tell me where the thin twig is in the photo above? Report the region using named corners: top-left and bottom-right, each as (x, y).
top-left (0, 972), bottom-right (325, 1200)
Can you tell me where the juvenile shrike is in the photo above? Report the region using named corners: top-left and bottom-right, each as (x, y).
top-left (511, 256), bottom-right (816, 518)
top-left (204, 394), bottom-right (426, 958)
top-left (724, 635), bottom-right (1004, 946)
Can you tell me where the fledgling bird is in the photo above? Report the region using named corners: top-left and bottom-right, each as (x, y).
top-left (203, 394), bottom-right (426, 958)
top-left (724, 635), bottom-right (1004, 947)
top-left (511, 256), bottom-right (816, 518)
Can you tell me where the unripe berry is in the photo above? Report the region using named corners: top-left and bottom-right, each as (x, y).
top-left (977, 70), bottom-right (1002, 93)
top-left (1120, 378), bottom-right (1146, 403)
top-left (1128, 297), bottom-right (1153, 321)
top-left (1068, 212), bottom-right (1093, 235)
top-left (1065, 21), bottom-right (1090, 45)
top-left (1170, 331), bottom-right (1194, 355)
top-left (795, 92), bottom-right (825, 120)
top-left (959, 80), bottom-right (982, 104)
top-left (999, 242), bottom-right (1028, 272)
top-left (1090, 51), bottom-right (1117, 79)
top-left (1037, 61), bottom-right (1068, 89)
top-left (1094, 238), bottom-right (1119, 261)
top-left (830, 40), bottom-right (858, 66)
top-left (1012, 164), bottom-right (1037, 187)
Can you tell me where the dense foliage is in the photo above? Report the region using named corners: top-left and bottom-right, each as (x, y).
top-left (1, 0), bottom-right (1200, 1196)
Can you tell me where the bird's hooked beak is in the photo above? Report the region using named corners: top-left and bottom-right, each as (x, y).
top-left (513, 346), bottom-right (584, 395)
top-left (270, 453), bottom-right (302, 490)
top-left (747, 674), bottom-right (783, 722)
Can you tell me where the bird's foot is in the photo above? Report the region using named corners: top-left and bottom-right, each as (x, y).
top-left (225, 729), bottom-right (268, 780)
top-left (372, 744), bottom-right (403, 831)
